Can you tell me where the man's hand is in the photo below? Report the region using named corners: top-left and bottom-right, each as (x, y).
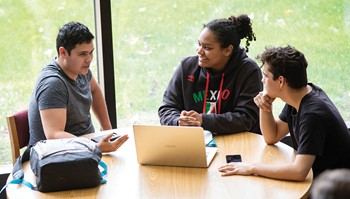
top-left (218, 162), bottom-right (254, 176)
top-left (254, 92), bottom-right (275, 112)
top-left (96, 133), bottom-right (129, 153)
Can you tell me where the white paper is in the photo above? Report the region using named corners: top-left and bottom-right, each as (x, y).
top-left (204, 130), bottom-right (213, 145)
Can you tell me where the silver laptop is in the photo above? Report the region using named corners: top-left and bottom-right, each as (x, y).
top-left (133, 125), bottom-right (217, 168)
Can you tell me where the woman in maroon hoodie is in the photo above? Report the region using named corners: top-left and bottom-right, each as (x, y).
top-left (158, 14), bottom-right (262, 135)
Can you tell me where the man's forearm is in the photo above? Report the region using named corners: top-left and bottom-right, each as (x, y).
top-left (259, 110), bottom-right (279, 144)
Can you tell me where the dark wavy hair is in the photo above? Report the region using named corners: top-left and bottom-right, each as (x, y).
top-left (56, 21), bottom-right (94, 56)
top-left (203, 14), bottom-right (256, 52)
top-left (257, 45), bottom-right (308, 89)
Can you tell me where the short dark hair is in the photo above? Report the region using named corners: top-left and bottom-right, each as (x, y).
top-left (257, 45), bottom-right (308, 89)
top-left (311, 169), bottom-right (350, 199)
top-left (56, 21), bottom-right (94, 55)
top-left (204, 14), bottom-right (256, 52)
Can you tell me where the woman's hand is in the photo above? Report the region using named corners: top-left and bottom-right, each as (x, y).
top-left (178, 110), bottom-right (202, 126)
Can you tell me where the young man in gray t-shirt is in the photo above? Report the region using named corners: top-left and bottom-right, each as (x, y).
top-left (28, 21), bottom-right (128, 152)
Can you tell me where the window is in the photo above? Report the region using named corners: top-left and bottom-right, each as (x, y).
top-left (111, 0), bottom-right (350, 126)
top-left (0, 0), bottom-right (96, 165)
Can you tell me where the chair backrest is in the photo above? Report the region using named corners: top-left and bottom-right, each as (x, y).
top-left (6, 109), bottom-right (29, 165)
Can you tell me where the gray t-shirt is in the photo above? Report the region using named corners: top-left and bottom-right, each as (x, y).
top-left (28, 59), bottom-right (94, 146)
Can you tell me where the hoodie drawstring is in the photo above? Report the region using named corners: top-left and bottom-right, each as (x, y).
top-left (202, 72), bottom-right (225, 114)
top-left (202, 72), bottom-right (210, 114)
top-left (218, 73), bottom-right (224, 114)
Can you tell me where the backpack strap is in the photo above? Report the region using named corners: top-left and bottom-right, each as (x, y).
top-left (0, 146), bottom-right (35, 194)
top-left (99, 160), bottom-right (108, 184)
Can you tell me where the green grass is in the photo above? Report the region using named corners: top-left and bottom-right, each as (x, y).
top-left (111, 0), bottom-right (350, 122)
top-left (1, 0), bottom-right (349, 165)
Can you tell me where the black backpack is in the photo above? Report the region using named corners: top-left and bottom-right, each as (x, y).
top-left (1, 137), bottom-right (107, 193)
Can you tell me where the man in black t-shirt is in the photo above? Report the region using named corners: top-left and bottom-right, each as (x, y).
top-left (218, 45), bottom-right (350, 181)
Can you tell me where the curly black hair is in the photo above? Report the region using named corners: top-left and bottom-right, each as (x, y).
top-left (204, 14), bottom-right (256, 52)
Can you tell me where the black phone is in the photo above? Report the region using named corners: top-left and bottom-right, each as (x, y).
top-left (91, 132), bottom-right (121, 143)
top-left (226, 154), bottom-right (242, 163)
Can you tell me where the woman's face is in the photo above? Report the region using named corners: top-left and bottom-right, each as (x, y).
top-left (196, 28), bottom-right (232, 73)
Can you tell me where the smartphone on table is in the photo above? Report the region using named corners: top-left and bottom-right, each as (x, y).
top-left (226, 154), bottom-right (242, 163)
top-left (91, 132), bottom-right (121, 143)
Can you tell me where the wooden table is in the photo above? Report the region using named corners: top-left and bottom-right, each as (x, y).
top-left (6, 128), bottom-right (312, 199)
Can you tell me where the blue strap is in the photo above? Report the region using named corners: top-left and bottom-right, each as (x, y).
top-left (21, 179), bottom-right (35, 189)
top-left (99, 160), bottom-right (107, 177)
top-left (0, 147), bottom-right (35, 194)
top-left (100, 178), bottom-right (107, 184)
top-left (206, 138), bottom-right (217, 147)
top-left (0, 183), bottom-right (8, 194)
top-left (0, 178), bottom-right (35, 194)
top-left (99, 160), bottom-right (108, 184)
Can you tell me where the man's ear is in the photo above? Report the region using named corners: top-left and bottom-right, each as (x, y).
top-left (279, 76), bottom-right (286, 88)
top-left (58, 47), bottom-right (67, 57)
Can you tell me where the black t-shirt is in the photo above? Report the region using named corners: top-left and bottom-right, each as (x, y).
top-left (279, 83), bottom-right (350, 177)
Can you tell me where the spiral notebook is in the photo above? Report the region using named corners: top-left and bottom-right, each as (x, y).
top-left (133, 125), bottom-right (217, 168)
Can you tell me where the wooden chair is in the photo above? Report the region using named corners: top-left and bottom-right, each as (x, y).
top-left (6, 109), bottom-right (29, 165)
